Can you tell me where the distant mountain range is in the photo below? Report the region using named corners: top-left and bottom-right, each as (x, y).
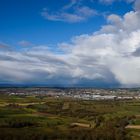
top-left (0, 83), bottom-right (140, 89)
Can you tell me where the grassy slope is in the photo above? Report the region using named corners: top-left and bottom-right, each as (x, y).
top-left (0, 94), bottom-right (140, 139)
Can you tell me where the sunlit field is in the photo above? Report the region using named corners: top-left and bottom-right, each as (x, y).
top-left (0, 94), bottom-right (140, 140)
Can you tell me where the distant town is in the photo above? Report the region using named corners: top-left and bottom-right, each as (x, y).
top-left (1, 87), bottom-right (140, 101)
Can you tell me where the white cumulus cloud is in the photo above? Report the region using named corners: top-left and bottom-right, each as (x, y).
top-left (1, 0), bottom-right (140, 87)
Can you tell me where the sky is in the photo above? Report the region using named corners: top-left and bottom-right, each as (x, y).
top-left (0, 0), bottom-right (140, 87)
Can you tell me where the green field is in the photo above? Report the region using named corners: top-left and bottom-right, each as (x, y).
top-left (0, 94), bottom-right (140, 140)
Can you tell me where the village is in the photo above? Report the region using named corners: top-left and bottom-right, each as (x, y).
top-left (1, 87), bottom-right (140, 101)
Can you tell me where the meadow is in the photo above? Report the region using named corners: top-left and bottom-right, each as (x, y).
top-left (0, 94), bottom-right (140, 140)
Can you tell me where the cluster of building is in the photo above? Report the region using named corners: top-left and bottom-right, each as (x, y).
top-left (1, 87), bottom-right (140, 100)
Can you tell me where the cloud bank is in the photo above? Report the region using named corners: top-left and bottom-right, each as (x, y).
top-left (41, 0), bottom-right (97, 23)
top-left (1, 0), bottom-right (140, 87)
